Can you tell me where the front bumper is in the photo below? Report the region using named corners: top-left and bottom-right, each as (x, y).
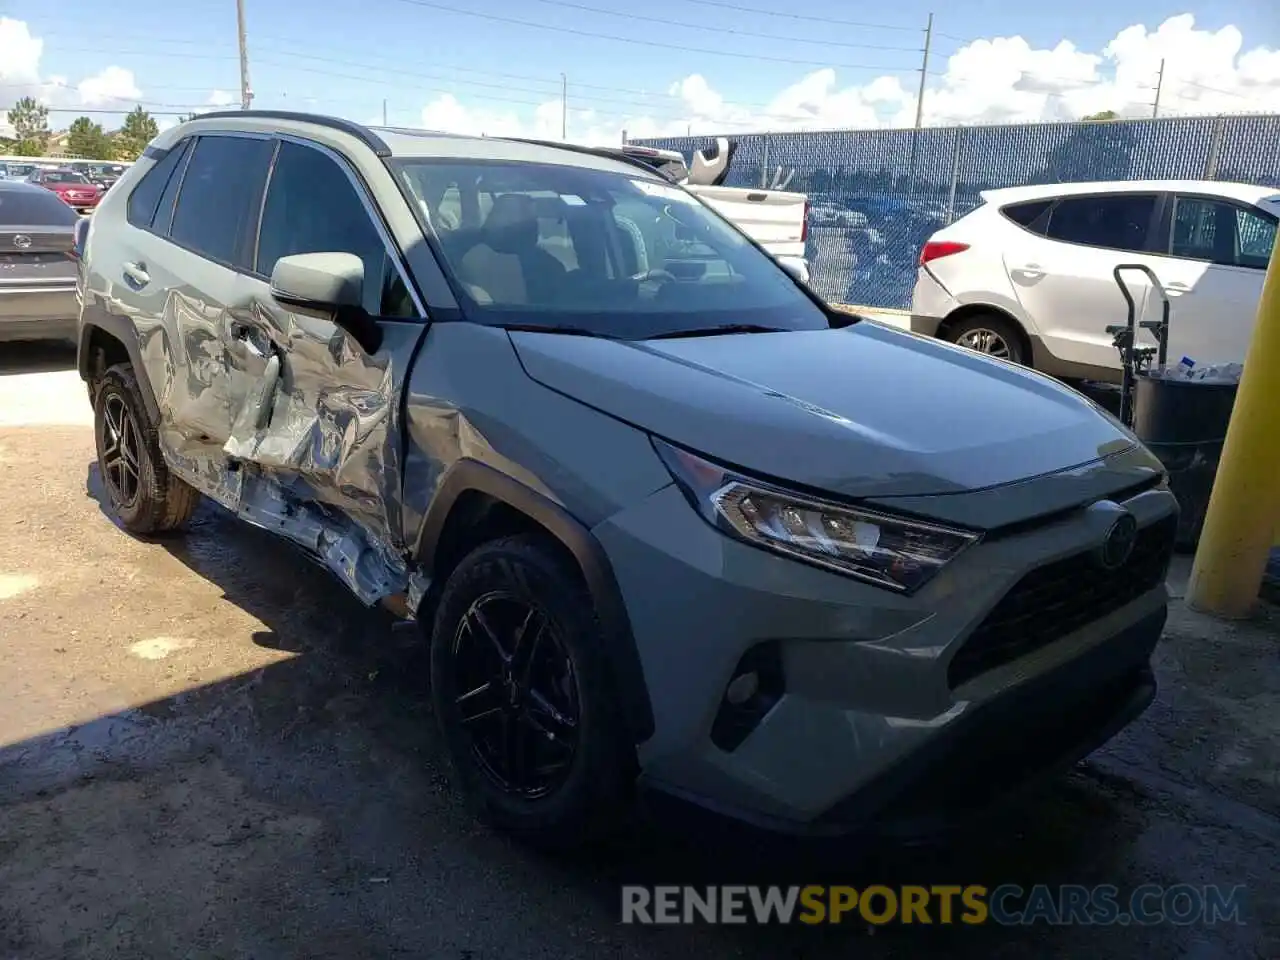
top-left (594, 479), bottom-right (1176, 833)
top-left (61, 195), bottom-right (100, 212)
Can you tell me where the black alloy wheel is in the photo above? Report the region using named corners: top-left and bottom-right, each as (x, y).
top-left (99, 391), bottom-right (143, 510)
top-left (451, 591), bottom-right (580, 798)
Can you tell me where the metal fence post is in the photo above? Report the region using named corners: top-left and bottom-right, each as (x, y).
top-left (1204, 115), bottom-right (1226, 180)
top-left (761, 134), bottom-right (771, 188)
top-left (945, 126), bottom-right (965, 225)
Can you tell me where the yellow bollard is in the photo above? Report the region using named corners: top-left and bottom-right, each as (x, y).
top-left (1187, 239), bottom-right (1280, 617)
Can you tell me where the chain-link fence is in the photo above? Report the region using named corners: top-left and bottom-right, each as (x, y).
top-left (635, 113), bottom-right (1280, 308)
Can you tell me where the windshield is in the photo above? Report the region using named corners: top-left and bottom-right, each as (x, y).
top-left (44, 171), bottom-right (90, 184)
top-left (393, 158), bottom-right (828, 339)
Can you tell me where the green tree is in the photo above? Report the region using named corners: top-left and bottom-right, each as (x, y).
top-left (6, 96), bottom-right (51, 154)
top-left (67, 116), bottom-right (116, 160)
top-left (1082, 110), bottom-right (1120, 121)
top-left (113, 106), bottom-right (160, 160)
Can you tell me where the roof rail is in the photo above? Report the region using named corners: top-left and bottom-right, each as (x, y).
top-left (496, 137), bottom-right (674, 180)
top-left (189, 110), bottom-right (391, 157)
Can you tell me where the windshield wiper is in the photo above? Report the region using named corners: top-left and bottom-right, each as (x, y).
top-left (498, 322), bottom-right (613, 338)
top-left (647, 324), bottom-right (788, 340)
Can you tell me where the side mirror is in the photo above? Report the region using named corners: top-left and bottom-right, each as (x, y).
top-left (269, 252), bottom-right (382, 353)
top-left (270, 252), bottom-right (365, 310)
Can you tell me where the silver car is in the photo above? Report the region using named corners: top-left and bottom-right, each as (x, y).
top-left (76, 111), bottom-right (1179, 848)
top-left (0, 180), bottom-right (83, 344)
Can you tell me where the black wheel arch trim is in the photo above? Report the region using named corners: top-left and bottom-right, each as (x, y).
top-left (77, 310), bottom-right (161, 423)
top-left (413, 458), bottom-right (655, 744)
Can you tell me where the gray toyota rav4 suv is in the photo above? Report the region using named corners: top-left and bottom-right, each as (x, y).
top-left (76, 112), bottom-right (1178, 847)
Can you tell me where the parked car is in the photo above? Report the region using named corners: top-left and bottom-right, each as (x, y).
top-left (78, 111), bottom-right (1178, 847)
top-left (0, 179), bottom-right (84, 344)
top-left (910, 180), bottom-right (1280, 382)
top-left (27, 167), bottom-right (104, 213)
top-left (67, 161), bottom-right (130, 192)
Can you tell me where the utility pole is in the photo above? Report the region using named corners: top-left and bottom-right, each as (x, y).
top-left (236, 0), bottom-right (253, 110)
top-left (1152, 58), bottom-right (1166, 118)
top-left (560, 73), bottom-right (568, 140)
top-left (914, 12), bottom-right (933, 131)
top-left (907, 12), bottom-right (933, 189)
top-left (383, 99), bottom-right (388, 125)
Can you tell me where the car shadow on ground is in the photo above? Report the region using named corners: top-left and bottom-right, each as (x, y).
top-left (44, 464), bottom-right (1218, 958)
top-left (0, 340), bottom-right (78, 375)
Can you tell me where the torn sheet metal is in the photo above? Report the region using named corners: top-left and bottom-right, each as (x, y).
top-left (233, 468), bottom-right (408, 606)
top-left (211, 308), bottom-right (429, 603)
top-left (223, 352), bottom-right (281, 460)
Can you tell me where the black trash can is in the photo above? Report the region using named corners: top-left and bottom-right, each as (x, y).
top-left (1131, 374), bottom-right (1239, 551)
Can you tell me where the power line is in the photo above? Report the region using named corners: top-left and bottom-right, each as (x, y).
top-left (385, 0), bottom-right (916, 72)
top-left (251, 56), bottom-right (815, 127)
top-left (32, 30), bottom-right (872, 112)
top-left (0, 79), bottom-right (210, 110)
top-left (678, 0), bottom-right (921, 31)
top-left (254, 48), bottom-right (810, 117)
top-left (522, 0), bottom-right (921, 52)
top-left (1176, 77), bottom-right (1261, 100)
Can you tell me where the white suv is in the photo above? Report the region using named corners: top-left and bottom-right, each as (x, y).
top-left (910, 180), bottom-right (1279, 382)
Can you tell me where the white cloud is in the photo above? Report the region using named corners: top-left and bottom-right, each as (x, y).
top-left (1, 17), bottom-right (147, 136)
top-left (77, 65), bottom-right (142, 108)
top-left (206, 89), bottom-right (235, 107)
top-left (418, 13), bottom-right (1280, 140)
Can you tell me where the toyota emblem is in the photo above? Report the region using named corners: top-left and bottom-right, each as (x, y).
top-left (12, 234), bottom-right (32, 249)
top-left (1098, 512), bottom-right (1138, 570)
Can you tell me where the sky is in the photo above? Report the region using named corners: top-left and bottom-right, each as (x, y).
top-left (1, 0), bottom-right (1278, 143)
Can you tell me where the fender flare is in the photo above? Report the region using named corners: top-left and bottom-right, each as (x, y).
top-left (413, 459), bottom-right (655, 744)
top-left (77, 311), bottom-right (162, 423)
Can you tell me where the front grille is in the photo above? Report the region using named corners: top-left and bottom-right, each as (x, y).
top-left (947, 515), bottom-right (1176, 688)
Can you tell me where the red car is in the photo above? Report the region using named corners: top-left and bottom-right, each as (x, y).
top-left (26, 167), bottom-right (104, 213)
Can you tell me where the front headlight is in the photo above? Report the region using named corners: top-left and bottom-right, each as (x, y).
top-left (653, 438), bottom-right (980, 594)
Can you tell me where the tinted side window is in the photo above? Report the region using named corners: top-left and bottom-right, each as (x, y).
top-left (1046, 194), bottom-right (1156, 253)
top-left (1170, 195), bottom-right (1277, 270)
top-left (256, 141), bottom-right (414, 317)
top-left (1170, 197), bottom-right (1229, 264)
top-left (152, 141), bottom-right (193, 236)
top-left (170, 135), bottom-right (274, 268)
top-left (126, 139), bottom-right (191, 229)
top-left (1001, 199), bottom-right (1051, 232)
top-left (1236, 208), bottom-right (1277, 269)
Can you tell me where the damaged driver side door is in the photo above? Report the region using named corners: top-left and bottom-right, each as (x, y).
top-left (219, 137), bottom-right (428, 604)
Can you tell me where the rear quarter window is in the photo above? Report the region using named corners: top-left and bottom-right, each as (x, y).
top-left (999, 199), bottom-right (1052, 234)
top-left (127, 139), bottom-right (192, 229)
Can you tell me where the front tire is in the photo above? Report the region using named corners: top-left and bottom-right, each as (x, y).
top-left (944, 312), bottom-right (1028, 365)
top-left (429, 534), bottom-right (634, 850)
top-left (93, 363), bottom-right (200, 534)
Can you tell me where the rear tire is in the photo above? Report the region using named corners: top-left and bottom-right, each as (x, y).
top-left (944, 312), bottom-right (1028, 366)
top-left (93, 363), bottom-right (200, 534)
top-left (429, 534), bottom-right (635, 850)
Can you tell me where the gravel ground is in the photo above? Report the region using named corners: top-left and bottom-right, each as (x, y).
top-left (1, 343), bottom-right (1277, 959)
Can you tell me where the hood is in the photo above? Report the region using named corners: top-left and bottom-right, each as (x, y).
top-left (510, 322), bottom-right (1137, 499)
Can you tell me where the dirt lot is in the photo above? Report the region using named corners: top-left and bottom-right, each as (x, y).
top-left (1, 344), bottom-right (1277, 959)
